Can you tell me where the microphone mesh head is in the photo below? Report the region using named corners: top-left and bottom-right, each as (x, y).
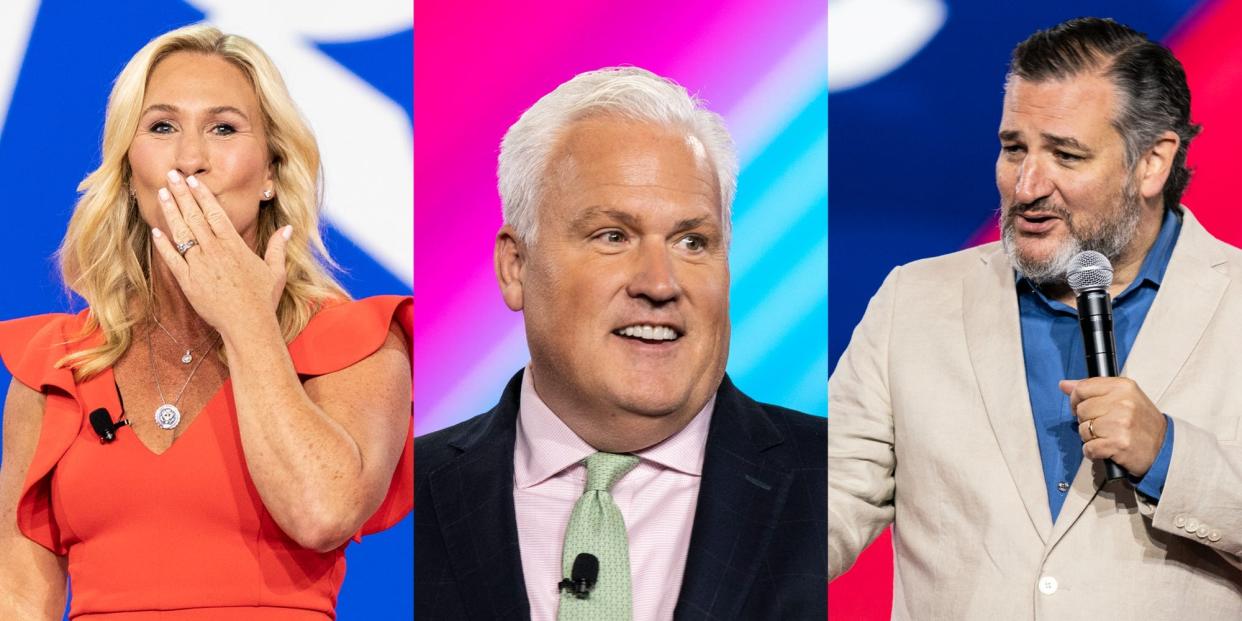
top-left (1066, 250), bottom-right (1113, 292)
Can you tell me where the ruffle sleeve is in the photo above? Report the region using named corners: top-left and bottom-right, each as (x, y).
top-left (0, 312), bottom-right (90, 555)
top-left (286, 295), bottom-right (413, 541)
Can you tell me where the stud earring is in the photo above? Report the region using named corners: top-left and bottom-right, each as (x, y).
top-left (262, 189), bottom-right (274, 200)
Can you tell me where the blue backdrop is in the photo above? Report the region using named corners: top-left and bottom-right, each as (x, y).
top-left (0, 0), bottom-right (412, 617)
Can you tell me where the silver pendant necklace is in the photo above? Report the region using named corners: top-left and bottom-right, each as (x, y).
top-left (151, 314), bottom-right (214, 364)
top-left (148, 325), bottom-right (219, 430)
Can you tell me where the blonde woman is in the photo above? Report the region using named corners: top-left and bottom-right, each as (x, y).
top-left (0, 24), bottom-right (411, 620)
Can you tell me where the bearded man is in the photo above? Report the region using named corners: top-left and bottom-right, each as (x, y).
top-left (829, 17), bottom-right (1242, 619)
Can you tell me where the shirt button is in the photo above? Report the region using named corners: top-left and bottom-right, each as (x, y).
top-left (1209, 531), bottom-right (1222, 542)
top-left (1056, 481), bottom-right (1070, 493)
top-left (1038, 576), bottom-right (1058, 595)
top-left (1174, 515), bottom-right (1187, 528)
top-left (1186, 518), bottom-right (1201, 532)
top-left (1196, 525), bottom-right (1210, 538)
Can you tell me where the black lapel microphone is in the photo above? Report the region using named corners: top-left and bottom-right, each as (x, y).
top-left (1067, 251), bottom-right (1126, 482)
top-left (557, 553), bottom-right (599, 599)
top-left (89, 408), bottom-right (130, 444)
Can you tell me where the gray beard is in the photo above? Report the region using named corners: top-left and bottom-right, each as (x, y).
top-left (1000, 180), bottom-right (1142, 285)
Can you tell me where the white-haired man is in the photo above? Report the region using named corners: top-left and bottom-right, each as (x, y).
top-left (415, 67), bottom-right (826, 620)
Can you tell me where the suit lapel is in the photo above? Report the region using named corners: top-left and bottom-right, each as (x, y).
top-left (1049, 208), bottom-right (1229, 547)
top-left (675, 377), bottom-right (794, 619)
top-left (963, 246), bottom-right (1053, 542)
top-left (1124, 209), bottom-right (1228, 406)
top-left (424, 373), bottom-right (530, 619)
top-left (1045, 454), bottom-right (1097, 548)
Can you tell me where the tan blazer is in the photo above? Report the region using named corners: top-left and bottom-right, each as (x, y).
top-left (829, 207), bottom-right (1242, 620)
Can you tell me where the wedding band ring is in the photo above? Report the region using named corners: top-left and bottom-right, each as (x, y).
top-left (1087, 420), bottom-right (1096, 440)
top-left (176, 239), bottom-right (198, 256)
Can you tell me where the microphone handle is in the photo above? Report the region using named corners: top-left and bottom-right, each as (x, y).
top-left (1077, 290), bottom-right (1126, 482)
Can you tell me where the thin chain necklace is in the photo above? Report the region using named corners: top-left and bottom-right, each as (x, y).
top-left (150, 313), bottom-right (215, 364)
top-left (148, 325), bottom-right (219, 430)
top-left (143, 242), bottom-right (213, 365)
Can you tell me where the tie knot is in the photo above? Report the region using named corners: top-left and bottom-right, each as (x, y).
top-left (583, 452), bottom-right (639, 492)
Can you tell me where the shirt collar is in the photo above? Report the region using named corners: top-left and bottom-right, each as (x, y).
top-left (1015, 206), bottom-right (1182, 300)
top-left (513, 366), bottom-right (714, 489)
top-left (1130, 205), bottom-right (1181, 290)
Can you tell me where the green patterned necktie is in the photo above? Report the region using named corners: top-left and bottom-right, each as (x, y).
top-left (558, 452), bottom-right (640, 621)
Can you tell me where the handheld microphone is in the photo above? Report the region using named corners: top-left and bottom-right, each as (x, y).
top-left (89, 408), bottom-right (129, 444)
top-left (557, 553), bottom-right (599, 600)
top-left (1066, 251), bottom-right (1126, 481)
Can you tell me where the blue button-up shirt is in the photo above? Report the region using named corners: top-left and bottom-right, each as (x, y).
top-left (1017, 207), bottom-right (1179, 520)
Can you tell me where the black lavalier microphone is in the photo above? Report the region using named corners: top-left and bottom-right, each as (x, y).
top-left (89, 408), bottom-right (130, 444)
top-left (1067, 251), bottom-right (1126, 481)
top-left (557, 553), bottom-right (599, 599)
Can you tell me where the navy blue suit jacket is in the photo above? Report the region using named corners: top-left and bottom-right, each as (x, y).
top-left (414, 371), bottom-right (826, 619)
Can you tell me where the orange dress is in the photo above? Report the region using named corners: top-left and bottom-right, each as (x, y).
top-left (0, 295), bottom-right (412, 620)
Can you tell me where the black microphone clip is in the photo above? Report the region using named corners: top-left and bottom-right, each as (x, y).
top-left (557, 553), bottom-right (599, 600)
top-left (89, 408), bottom-right (129, 444)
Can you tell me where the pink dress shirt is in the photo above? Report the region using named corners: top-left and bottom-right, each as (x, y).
top-left (513, 368), bottom-right (714, 621)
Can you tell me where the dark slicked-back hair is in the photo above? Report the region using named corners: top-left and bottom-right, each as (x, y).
top-left (1008, 17), bottom-right (1201, 210)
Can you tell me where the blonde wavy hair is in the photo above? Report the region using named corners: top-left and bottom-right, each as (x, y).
top-left (58, 24), bottom-right (348, 380)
